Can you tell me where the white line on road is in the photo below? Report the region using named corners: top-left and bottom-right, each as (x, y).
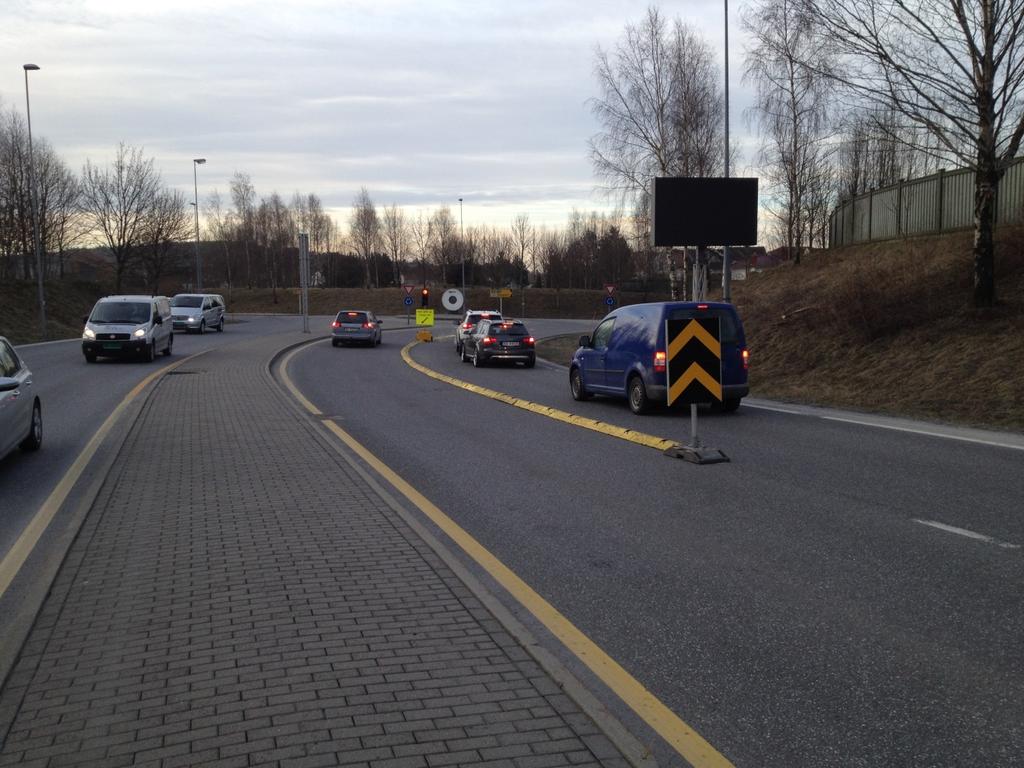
top-left (744, 401), bottom-right (1024, 452)
top-left (911, 519), bottom-right (1020, 550)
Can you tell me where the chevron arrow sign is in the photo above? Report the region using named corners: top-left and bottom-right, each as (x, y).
top-left (665, 318), bottom-right (722, 406)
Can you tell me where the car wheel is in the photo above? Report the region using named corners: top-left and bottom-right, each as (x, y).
top-left (461, 345), bottom-right (469, 363)
top-left (84, 351), bottom-right (97, 363)
top-left (524, 357), bottom-right (535, 368)
top-left (217, 317), bottom-right (224, 332)
top-left (163, 334), bottom-right (173, 356)
top-left (455, 341), bottom-right (462, 355)
top-left (145, 342), bottom-right (156, 363)
top-left (199, 320), bottom-right (206, 335)
top-left (473, 351), bottom-right (483, 367)
top-left (570, 368), bottom-right (591, 401)
top-left (628, 375), bottom-right (651, 414)
top-left (332, 339), bottom-right (339, 347)
top-left (720, 397), bottom-right (741, 412)
top-left (19, 400), bottom-right (42, 451)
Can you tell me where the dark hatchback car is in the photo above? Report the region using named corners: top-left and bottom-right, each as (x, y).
top-left (570, 301), bottom-right (749, 414)
top-left (331, 310), bottom-right (383, 347)
top-left (462, 319), bottom-right (536, 367)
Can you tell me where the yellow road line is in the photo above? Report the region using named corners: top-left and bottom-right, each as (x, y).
top-left (280, 343), bottom-right (732, 768)
top-left (0, 352), bottom-right (207, 598)
top-left (400, 341), bottom-right (679, 452)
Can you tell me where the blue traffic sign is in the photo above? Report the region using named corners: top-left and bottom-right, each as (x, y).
top-left (605, 296), bottom-right (615, 306)
top-left (404, 296), bottom-right (414, 306)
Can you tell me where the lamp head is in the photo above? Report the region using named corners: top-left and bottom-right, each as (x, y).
top-left (193, 158), bottom-right (206, 165)
top-left (23, 64), bottom-right (40, 71)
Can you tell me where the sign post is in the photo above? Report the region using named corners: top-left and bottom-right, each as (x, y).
top-left (403, 284), bottom-right (414, 324)
top-left (650, 176), bottom-right (757, 464)
top-left (663, 317), bottom-right (727, 463)
top-left (298, 233), bottom-right (310, 334)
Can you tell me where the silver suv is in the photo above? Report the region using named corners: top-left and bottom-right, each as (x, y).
top-left (171, 293), bottom-right (226, 334)
top-left (0, 337), bottom-right (42, 461)
top-left (454, 309), bottom-right (502, 355)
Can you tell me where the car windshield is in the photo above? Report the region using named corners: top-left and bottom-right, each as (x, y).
top-left (338, 312), bottom-right (367, 324)
top-left (172, 296), bottom-right (203, 308)
top-left (90, 302), bottom-right (151, 325)
top-left (667, 308), bottom-right (739, 344)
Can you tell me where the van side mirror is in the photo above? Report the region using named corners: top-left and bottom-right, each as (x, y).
top-left (154, 315), bottom-right (163, 325)
top-left (578, 335), bottom-right (591, 348)
top-left (0, 377), bottom-right (18, 393)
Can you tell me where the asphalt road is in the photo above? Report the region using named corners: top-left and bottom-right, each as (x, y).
top-left (287, 320), bottom-right (1024, 768)
top-left (3, 314), bottom-right (1022, 767)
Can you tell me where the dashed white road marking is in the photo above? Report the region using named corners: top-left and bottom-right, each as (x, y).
top-left (911, 519), bottom-right (1020, 550)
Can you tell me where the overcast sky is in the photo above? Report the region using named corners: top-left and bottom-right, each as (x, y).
top-left (0, 0), bottom-right (756, 231)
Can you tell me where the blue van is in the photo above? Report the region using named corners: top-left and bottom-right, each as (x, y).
top-left (569, 301), bottom-right (749, 414)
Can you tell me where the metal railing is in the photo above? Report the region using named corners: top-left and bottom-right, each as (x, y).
top-left (829, 157), bottom-right (1024, 246)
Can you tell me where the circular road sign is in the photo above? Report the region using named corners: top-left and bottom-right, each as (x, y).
top-left (442, 288), bottom-right (464, 312)
top-left (605, 296), bottom-right (615, 306)
top-left (403, 296), bottom-right (414, 307)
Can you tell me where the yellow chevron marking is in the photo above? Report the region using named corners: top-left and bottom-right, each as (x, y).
top-left (669, 362), bottom-right (723, 405)
top-left (668, 320), bottom-right (721, 361)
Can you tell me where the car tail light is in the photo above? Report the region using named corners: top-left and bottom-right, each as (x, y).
top-left (697, 303), bottom-right (709, 310)
top-left (741, 347), bottom-right (750, 370)
top-left (363, 322), bottom-right (375, 329)
top-left (483, 336), bottom-right (497, 345)
top-left (331, 321), bottom-right (341, 328)
top-left (654, 350), bottom-right (667, 372)
top-left (524, 336), bottom-right (535, 346)
top-left (462, 322), bottom-right (473, 329)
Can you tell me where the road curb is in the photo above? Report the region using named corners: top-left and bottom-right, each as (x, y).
top-left (268, 336), bottom-right (658, 768)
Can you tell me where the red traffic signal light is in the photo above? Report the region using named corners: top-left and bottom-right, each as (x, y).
top-left (421, 287), bottom-right (429, 307)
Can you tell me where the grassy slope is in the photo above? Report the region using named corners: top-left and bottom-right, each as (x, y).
top-left (3, 228), bottom-right (1022, 430)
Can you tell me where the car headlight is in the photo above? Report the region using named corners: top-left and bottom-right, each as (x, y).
top-left (133, 328), bottom-right (146, 338)
top-left (83, 328), bottom-right (95, 340)
top-left (187, 316), bottom-right (198, 323)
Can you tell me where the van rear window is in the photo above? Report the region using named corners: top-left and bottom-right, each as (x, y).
top-left (667, 308), bottom-right (740, 344)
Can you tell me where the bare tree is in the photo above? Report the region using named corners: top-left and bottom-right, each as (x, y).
top-left (80, 143), bottom-right (161, 292)
top-left (230, 171), bottom-right (257, 289)
top-left (800, 0), bottom-right (1024, 306)
top-left (743, 0), bottom-right (835, 262)
top-left (349, 187), bottom-right (380, 287)
top-left (408, 210), bottom-right (434, 284)
top-left (510, 213), bottom-right (535, 288)
top-left (140, 189), bottom-right (191, 294)
top-left (206, 190), bottom-right (236, 294)
top-left (381, 204), bottom-right (409, 285)
top-left (38, 145), bottom-right (83, 279)
top-left (430, 206), bottom-right (457, 284)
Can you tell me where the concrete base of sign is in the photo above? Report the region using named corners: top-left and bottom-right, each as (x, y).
top-left (663, 443), bottom-right (730, 464)
top-left (416, 331), bottom-right (433, 342)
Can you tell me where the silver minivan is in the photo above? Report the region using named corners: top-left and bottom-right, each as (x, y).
top-left (0, 336), bottom-right (42, 461)
top-left (82, 295), bottom-right (173, 363)
top-left (171, 293), bottom-right (226, 334)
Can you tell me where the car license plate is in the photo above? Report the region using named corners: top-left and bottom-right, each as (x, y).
top-left (345, 327), bottom-right (358, 332)
top-left (102, 343), bottom-right (120, 349)
top-left (503, 341), bottom-right (520, 347)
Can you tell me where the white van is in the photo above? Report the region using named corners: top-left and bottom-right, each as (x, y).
top-left (82, 295), bottom-right (173, 363)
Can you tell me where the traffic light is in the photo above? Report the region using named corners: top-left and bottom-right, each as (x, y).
top-left (421, 287), bottom-right (429, 307)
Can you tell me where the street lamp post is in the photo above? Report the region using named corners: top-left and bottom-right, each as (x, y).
top-left (458, 197), bottom-right (465, 298)
top-left (23, 64), bottom-right (46, 340)
top-left (193, 158), bottom-right (206, 290)
top-left (722, 0), bottom-right (732, 302)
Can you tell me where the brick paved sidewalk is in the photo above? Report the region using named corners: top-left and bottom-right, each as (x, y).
top-left (0, 334), bottom-right (632, 768)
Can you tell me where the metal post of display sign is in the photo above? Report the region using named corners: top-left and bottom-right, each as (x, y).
top-left (298, 233), bottom-right (310, 334)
